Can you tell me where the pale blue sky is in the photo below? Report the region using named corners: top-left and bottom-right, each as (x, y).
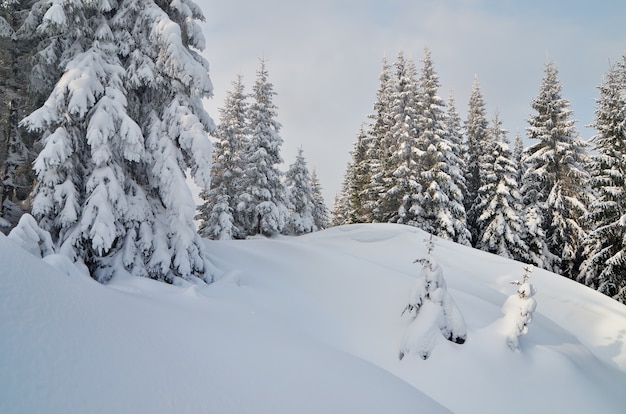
top-left (197, 0), bottom-right (626, 205)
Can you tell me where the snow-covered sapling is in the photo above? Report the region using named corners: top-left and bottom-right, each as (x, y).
top-left (502, 265), bottom-right (537, 351)
top-left (7, 214), bottom-right (54, 258)
top-left (399, 235), bottom-right (467, 360)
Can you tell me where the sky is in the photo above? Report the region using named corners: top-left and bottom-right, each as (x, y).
top-left (195, 0), bottom-right (626, 207)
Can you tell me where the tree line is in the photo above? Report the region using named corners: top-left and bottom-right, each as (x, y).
top-left (195, 65), bottom-right (329, 240)
top-left (332, 49), bottom-right (626, 304)
top-left (1, 2), bottom-right (625, 304)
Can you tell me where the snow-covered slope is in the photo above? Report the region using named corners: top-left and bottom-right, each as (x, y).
top-left (2, 223), bottom-right (626, 413)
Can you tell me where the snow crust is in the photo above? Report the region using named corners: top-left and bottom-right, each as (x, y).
top-left (2, 223), bottom-right (626, 413)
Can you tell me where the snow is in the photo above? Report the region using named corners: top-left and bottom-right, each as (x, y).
top-left (501, 268), bottom-right (538, 351)
top-left (400, 253), bottom-right (467, 360)
top-left (2, 223), bottom-right (626, 413)
top-left (7, 214), bottom-right (54, 258)
top-left (41, 3), bottom-right (67, 28)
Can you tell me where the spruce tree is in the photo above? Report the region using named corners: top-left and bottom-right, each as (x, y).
top-left (445, 93), bottom-right (471, 245)
top-left (474, 113), bottom-right (528, 261)
top-left (344, 126), bottom-right (372, 223)
top-left (310, 169), bottom-right (329, 230)
top-left (464, 77), bottom-right (491, 246)
top-left (502, 265), bottom-right (537, 351)
top-left (198, 193), bottom-right (234, 241)
top-left (521, 61), bottom-right (591, 278)
top-left (363, 56), bottom-right (395, 223)
top-left (22, 0), bottom-right (216, 283)
top-left (197, 74), bottom-right (248, 240)
top-left (238, 58), bottom-right (287, 237)
top-left (515, 126), bottom-right (550, 270)
top-left (331, 179), bottom-right (352, 227)
top-left (285, 147), bottom-right (316, 235)
top-left (521, 204), bottom-right (552, 270)
top-left (580, 59), bottom-right (626, 303)
top-left (384, 52), bottom-right (421, 224)
top-left (399, 235), bottom-right (466, 360)
top-left (412, 49), bottom-right (469, 244)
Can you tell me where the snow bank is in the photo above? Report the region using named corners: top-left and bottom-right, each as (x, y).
top-left (2, 223), bottom-right (626, 413)
top-left (0, 231), bottom-right (448, 414)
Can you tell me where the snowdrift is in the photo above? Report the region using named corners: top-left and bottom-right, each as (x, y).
top-left (1, 223), bottom-right (625, 413)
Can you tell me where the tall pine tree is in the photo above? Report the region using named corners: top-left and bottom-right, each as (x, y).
top-left (464, 77), bottom-right (491, 246)
top-left (412, 49), bottom-right (469, 243)
top-left (474, 113), bottom-right (528, 261)
top-left (310, 168), bottom-right (329, 230)
top-left (285, 147), bottom-right (316, 235)
top-left (335, 126), bottom-right (371, 224)
top-left (363, 56), bottom-right (395, 223)
top-left (331, 177), bottom-right (352, 227)
top-left (22, 0), bottom-right (215, 283)
top-left (521, 61), bottom-right (590, 278)
top-left (197, 74), bottom-right (248, 240)
top-left (385, 52), bottom-right (421, 224)
top-left (580, 58), bottom-right (626, 303)
top-left (445, 93), bottom-right (471, 245)
top-left (238, 58), bottom-right (287, 237)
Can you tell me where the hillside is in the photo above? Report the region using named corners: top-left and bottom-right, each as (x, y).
top-left (1, 223), bottom-right (625, 413)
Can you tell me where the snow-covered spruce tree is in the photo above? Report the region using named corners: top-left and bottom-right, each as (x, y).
top-left (332, 127), bottom-right (385, 228)
top-left (22, 0), bottom-right (65, 106)
top-left (197, 74), bottom-right (248, 240)
top-left (7, 213), bottom-right (54, 258)
top-left (502, 265), bottom-right (537, 351)
top-left (474, 113), bottom-right (529, 262)
top-left (522, 204), bottom-right (552, 270)
top-left (384, 51), bottom-right (421, 224)
top-left (237, 58), bottom-right (287, 237)
top-left (335, 125), bottom-right (372, 224)
top-left (331, 155), bottom-right (351, 227)
top-left (363, 55), bottom-right (395, 223)
top-left (331, 186), bottom-right (351, 227)
top-left (579, 59), bottom-right (626, 303)
top-left (464, 77), bottom-right (491, 246)
top-left (411, 49), bottom-right (469, 244)
top-left (310, 169), bottom-right (329, 230)
top-left (199, 193), bottom-right (235, 241)
top-left (399, 235), bottom-right (467, 360)
top-left (285, 147), bottom-right (316, 235)
top-left (22, 0), bottom-right (215, 283)
top-left (512, 133), bottom-right (551, 269)
top-left (521, 61), bottom-right (591, 279)
top-left (515, 130), bottom-right (551, 270)
top-left (445, 92), bottom-right (471, 246)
